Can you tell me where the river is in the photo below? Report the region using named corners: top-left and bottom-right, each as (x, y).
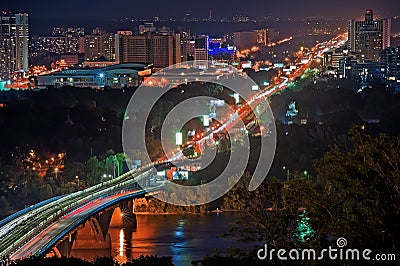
top-left (70, 213), bottom-right (256, 266)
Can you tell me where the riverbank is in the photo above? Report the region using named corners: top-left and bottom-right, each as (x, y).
top-left (134, 209), bottom-right (241, 215)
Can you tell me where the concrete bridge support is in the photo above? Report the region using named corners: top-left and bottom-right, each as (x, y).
top-left (51, 197), bottom-right (145, 258)
top-left (45, 246), bottom-right (62, 258)
top-left (71, 217), bottom-right (112, 251)
top-left (54, 232), bottom-right (75, 257)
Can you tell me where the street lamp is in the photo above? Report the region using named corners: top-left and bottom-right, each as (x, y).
top-left (54, 167), bottom-right (59, 179)
top-left (283, 166), bottom-right (290, 182)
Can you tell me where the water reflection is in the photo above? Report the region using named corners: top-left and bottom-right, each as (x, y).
top-left (119, 229), bottom-right (124, 257)
top-left (117, 229), bottom-right (125, 263)
top-left (171, 219), bottom-right (192, 265)
top-left (78, 213), bottom-right (254, 266)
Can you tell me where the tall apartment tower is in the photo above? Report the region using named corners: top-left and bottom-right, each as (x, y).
top-left (194, 35), bottom-right (209, 68)
top-left (116, 31), bottom-right (183, 69)
top-left (380, 46), bottom-right (400, 92)
top-left (0, 12), bottom-right (29, 80)
top-left (348, 10), bottom-right (391, 62)
top-left (85, 29), bottom-right (116, 61)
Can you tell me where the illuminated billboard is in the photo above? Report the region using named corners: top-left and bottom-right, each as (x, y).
top-left (203, 115), bottom-right (210, 127)
top-left (173, 171), bottom-right (189, 180)
top-left (176, 132), bottom-right (183, 145)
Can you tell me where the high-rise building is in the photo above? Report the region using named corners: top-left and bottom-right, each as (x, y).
top-left (233, 31), bottom-right (257, 50)
top-left (85, 29), bottom-right (116, 61)
top-left (348, 10), bottom-right (391, 62)
top-left (116, 31), bottom-right (183, 69)
top-left (208, 38), bottom-right (235, 62)
top-left (338, 55), bottom-right (358, 79)
top-left (380, 46), bottom-right (400, 92)
top-left (0, 12), bottom-right (29, 81)
top-left (233, 29), bottom-right (272, 49)
top-left (255, 29), bottom-right (268, 46)
top-left (177, 29), bottom-right (190, 63)
top-left (33, 26), bottom-right (85, 57)
top-left (35, 36), bottom-right (84, 54)
top-left (194, 35), bottom-right (209, 68)
top-left (138, 23), bottom-right (156, 34)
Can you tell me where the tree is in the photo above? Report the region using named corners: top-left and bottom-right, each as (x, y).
top-left (0, 196), bottom-right (9, 217)
top-left (226, 127), bottom-right (400, 254)
top-left (306, 127), bottom-right (400, 252)
top-left (150, 100), bottom-right (174, 128)
top-left (40, 184), bottom-right (53, 201)
top-left (223, 173), bottom-right (304, 249)
top-left (206, 83), bottom-right (223, 96)
top-left (85, 156), bottom-right (105, 185)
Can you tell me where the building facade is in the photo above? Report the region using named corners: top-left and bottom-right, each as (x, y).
top-left (233, 29), bottom-right (272, 50)
top-left (35, 36), bottom-right (84, 54)
top-left (37, 63), bottom-right (152, 89)
top-left (116, 31), bottom-right (183, 69)
top-left (84, 31), bottom-right (116, 62)
top-left (33, 26), bottom-right (85, 59)
top-left (233, 31), bottom-right (257, 50)
top-left (0, 12), bottom-right (29, 81)
top-left (348, 10), bottom-right (391, 62)
top-left (194, 35), bottom-right (209, 68)
top-left (381, 46), bottom-right (400, 92)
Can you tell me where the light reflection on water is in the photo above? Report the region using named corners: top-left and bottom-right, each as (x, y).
top-left (78, 213), bottom-right (254, 266)
top-left (117, 229), bottom-right (125, 263)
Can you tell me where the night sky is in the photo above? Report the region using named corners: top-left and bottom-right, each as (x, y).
top-left (2, 0), bottom-right (400, 20)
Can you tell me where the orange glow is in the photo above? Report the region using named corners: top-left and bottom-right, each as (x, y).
top-left (119, 229), bottom-right (124, 257)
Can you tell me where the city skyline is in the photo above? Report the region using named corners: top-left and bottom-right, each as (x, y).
top-left (0, 1), bottom-right (399, 264)
top-left (2, 0), bottom-right (400, 22)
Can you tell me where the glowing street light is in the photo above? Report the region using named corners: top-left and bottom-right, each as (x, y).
top-left (283, 166), bottom-right (290, 182)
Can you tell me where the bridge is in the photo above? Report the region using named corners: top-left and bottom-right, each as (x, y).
top-left (0, 34), bottom-right (347, 261)
top-left (0, 164), bottom-right (169, 260)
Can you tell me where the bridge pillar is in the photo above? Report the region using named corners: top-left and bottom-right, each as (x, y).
top-left (96, 208), bottom-right (115, 239)
top-left (70, 217), bottom-right (111, 255)
top-left (54, 232), bottom-right (75, 257)
top-left (133, 198), bottom-right (148, 212)
top-left (45, 246), bottom-right (62, 258)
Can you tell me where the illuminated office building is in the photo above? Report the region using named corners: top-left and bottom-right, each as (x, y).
top-left (116, 31), bottom-right (184, 69)
top-left (0, 12), bottom-right (29, 81)
top-left (348, 10), bottom-right (391, 62)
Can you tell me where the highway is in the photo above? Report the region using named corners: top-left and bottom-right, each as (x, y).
top-left (0, 33), bottom-right (347, 261)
